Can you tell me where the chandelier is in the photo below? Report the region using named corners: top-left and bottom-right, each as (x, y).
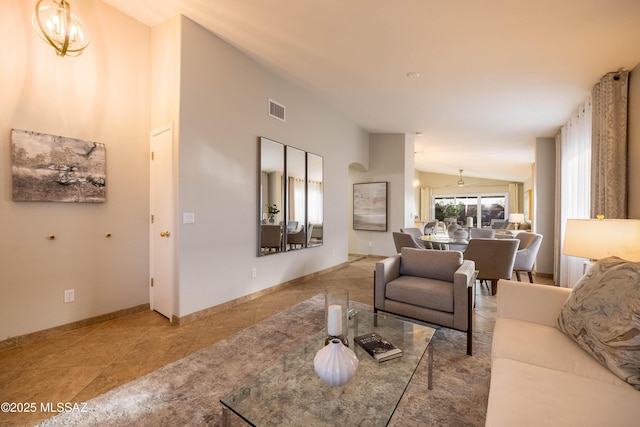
top-left (32, 0), bottom-right (90, 57)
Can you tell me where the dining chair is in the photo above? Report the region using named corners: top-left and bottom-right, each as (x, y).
top-left (400, 228), bottom-right (428, 248)
top-left (512, 232), bottom-right (543, 282)
top-left (392, 232), bottom-right (425, 253)
top-left (287, 227), bottom-right (306, 249)
top-left (261, 224), bottom-right (283, 253)
top-left (469, 228), bottom-right (496, 239)
top-left (463, 238), bottom-right (519, 295)
top-left (423, 221), bottom-right (438, 235)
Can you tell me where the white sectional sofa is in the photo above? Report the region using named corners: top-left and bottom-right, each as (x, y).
top-left (486, 280), bottom-right (640, 426)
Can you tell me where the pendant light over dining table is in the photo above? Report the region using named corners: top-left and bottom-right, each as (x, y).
top-left (32, 0), bottom-right (90, 57)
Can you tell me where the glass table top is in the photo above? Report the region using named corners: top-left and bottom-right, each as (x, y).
top-left (420, 235), bottom-right (469, 245)
top-left (220, 310), bottom-right (435, 426)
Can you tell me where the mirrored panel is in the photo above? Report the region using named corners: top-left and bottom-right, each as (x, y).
top-left (285, 146), bottom-right (306, 251)
top-left (307, 153), bottom-right (323, 247)
top-left (259, 138), bottom-right (284, 256)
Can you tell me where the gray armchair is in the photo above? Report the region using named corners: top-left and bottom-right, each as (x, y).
top-left (512, 232), bottom-right (543, 282)
top-left (375, 248), bottom-right (476, 355)
top-left (463, 238), bottom-right (519, 295)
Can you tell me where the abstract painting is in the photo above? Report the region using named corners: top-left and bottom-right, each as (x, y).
top-left (11, 129), bottom-right (106, 203)
top-left (353, 182), bottom-right (387, 231)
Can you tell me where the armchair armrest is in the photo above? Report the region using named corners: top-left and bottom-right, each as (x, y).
top-left (452, 260), bottom-right (476, 331)
top-left (374, 255), bottom-right (400, 310)
top-left (497, 280), bottom-right (571, 327)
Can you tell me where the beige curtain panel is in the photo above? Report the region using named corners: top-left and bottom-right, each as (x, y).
top-left (591, 70), bottom-right (629, 219)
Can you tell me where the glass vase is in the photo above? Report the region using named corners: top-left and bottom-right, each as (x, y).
top-left (324, 289), bottom-right (349, 346)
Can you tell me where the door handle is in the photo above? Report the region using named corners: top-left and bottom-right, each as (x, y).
top-left (160, 231), bottom-right (171, 237)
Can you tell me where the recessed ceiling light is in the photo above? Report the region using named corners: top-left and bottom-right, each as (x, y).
top-left (406, 72), bottom-right (421, 79)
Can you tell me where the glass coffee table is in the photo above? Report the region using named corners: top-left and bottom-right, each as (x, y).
top-left (220, 310), bottom-right (435, 426)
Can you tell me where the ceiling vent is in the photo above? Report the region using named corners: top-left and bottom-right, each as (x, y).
top-left (268, 98), bottom-right (286, 122)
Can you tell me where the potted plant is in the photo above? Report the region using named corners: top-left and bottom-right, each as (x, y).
top-left (442, 203), bottom-right (463, 224)
top-left (266, 203), bottom-right (280, 223)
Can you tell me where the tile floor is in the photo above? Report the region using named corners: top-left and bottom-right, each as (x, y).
top-left (0, 256), bottom-right (554, 426)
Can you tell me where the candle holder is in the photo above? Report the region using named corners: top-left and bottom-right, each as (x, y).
top-left (324, 289), bottom-right (350, 346)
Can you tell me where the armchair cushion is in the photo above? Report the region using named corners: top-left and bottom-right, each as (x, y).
top-left (556, 256), bottom-right (640, 390)
top-left (399, 247), bottom-right (463, 282)
top-left (386, 276), bottom-right (454, 312)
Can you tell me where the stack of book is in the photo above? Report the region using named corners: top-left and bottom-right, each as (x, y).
top-left (354, 332), bottom-right (403, 362)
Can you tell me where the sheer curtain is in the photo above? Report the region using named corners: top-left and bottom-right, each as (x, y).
top-left (557, 98), bottom-right (592, 288)
top-left (308, 179), bottom-right (323, 224)
top-left (288, 177), bottom-right (306, 222)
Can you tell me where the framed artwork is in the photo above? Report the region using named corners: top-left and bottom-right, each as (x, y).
top-left (11, 129), bottom-right (106, 203)
top-left (353, 182), bottom-right (388, 231)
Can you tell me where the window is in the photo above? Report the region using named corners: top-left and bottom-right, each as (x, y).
top-left (433, 194), bottom-right (507, 227)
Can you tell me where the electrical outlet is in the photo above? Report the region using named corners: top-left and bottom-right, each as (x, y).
top-left (251, 268), bottom-right (257, 278)
top-left (64, 289), bottom-right (75, 303)
top-left (368, 241), bottom-right (373, 247)
top-left (331, 249), bottom-right (335, 257)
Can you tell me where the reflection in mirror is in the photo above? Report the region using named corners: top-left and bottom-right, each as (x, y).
top-left (307, 153), bottom-right (323, 247)
top-left (259, 138), bottom-right (284, 256)
top-left (286, 146), bottom-right (306, 251)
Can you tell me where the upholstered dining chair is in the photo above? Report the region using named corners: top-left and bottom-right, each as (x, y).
top-left (287, 227), bottom-right (306, 249)
top-left (423, 221), bottom-right (438, 235)
top-left (463, 238), bottom-right (519, 295)
top-left (469, 228), bottom-right (496, 239)
top-left (261, 224), bottom-right (282, 253)
top-left (400, 227), bottom-right (428, 248)
top-left (512, 232), bottom-right (543, 282)
top-left (392, 232), bottom-right (425, 253)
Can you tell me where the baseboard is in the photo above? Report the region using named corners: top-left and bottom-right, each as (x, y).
top-left (2, 259), bottom-right (369, 349)
top-left (174, 260), bottom-right (354, 326)
top-left (0, 303), bottom-right (150, 352)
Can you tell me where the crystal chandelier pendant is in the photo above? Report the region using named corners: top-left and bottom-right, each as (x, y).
top-left (32, 0), bottom-right (90, 57)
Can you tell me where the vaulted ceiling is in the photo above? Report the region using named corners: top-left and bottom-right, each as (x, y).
top-left (103, 0), bottom-right (640, 182)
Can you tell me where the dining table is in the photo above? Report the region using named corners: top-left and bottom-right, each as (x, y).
top-left (419, 234), bottom-right (469, 250)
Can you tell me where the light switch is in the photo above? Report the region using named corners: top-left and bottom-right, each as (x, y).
top-left (183, 212), bottom-right (195, 224)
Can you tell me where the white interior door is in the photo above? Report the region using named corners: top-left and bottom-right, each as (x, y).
top-left (150, 124), bottom-right (174, 320)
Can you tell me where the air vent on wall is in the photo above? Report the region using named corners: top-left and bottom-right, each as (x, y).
top-left (268, 98), bottom-right (286, 122)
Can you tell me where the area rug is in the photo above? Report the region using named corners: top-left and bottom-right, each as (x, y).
top-left (38, 295), bottom-right (491, 426)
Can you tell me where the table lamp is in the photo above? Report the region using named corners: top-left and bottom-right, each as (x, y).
top-left (508, 213), bottom-right (525, 229)
top-left (562, 218), bottom-right (640, 273)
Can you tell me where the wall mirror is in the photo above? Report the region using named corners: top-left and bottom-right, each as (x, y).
top-left (307, 153), bottom-right (323, 247)
top-left (259, 138), bottom-right (284, 255)
top-left (285, 146), bottom-right (307, 251)
top-left (258, 137), bottom-right (324, 256)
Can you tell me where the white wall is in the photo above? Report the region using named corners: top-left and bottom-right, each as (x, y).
top-left (0, 0), bottom-right (151, 339)
top-left (0, 5), bottom-right (369, 338)
top-left (404, 134), bottom-right (417, 227)
top-left (348, 133), bottom-right (408, 257)
top-left (174, 17), bottom-right (368, 316)
top-left (534, 137), bottom-right (556, 276)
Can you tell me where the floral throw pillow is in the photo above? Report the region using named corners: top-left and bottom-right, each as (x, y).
top-left (557, 256), bottom-right (640, 390)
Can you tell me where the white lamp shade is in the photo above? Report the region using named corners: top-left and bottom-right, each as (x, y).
top-left (563, 219), bottom-right (640, 262)
top-left (508, 213), bottom-right (525, 224)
